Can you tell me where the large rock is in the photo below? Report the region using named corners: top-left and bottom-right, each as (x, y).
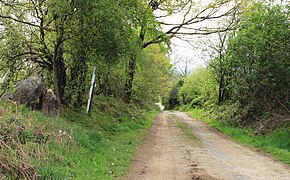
top-left (1, 76), bottom-right (45, 105)
top-left (1, 92), bottom-right (13, 100)
top-left (41, 89), bottom-right (59, 117)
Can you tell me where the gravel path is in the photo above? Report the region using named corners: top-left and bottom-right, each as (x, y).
top-left (124, 111), bottom-right (290, 180)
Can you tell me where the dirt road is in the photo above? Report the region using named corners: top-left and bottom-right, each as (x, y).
top-left (124, 111), bottom-right (290, 180)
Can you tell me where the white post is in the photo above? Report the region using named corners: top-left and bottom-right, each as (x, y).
top-left (86, 66), bottom-right (97, 114)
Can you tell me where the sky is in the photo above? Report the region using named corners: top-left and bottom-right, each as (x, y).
top-left (170, 35), bottom-right (210, 73)
top-left (156, 0), bottom-right (231, 74)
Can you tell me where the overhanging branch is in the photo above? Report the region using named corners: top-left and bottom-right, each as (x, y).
top-left (0, 14), bottom-right (51, 30)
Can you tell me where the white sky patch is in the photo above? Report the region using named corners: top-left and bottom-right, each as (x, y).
top-left (155, 0), bottom-right (234, 74)
top-left (170, 37), bottom-right (208, 70)
top-left (170, 36), bottom-right (213, 74)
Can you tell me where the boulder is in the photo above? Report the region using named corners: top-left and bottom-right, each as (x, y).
top-left (1, 77), bottom-right (60, 117)
top-left (1, 76), bottom-right (45, 105)
top-left (1, 92), bottom-right (13, 100)
top-left (41, 89), bottom-right (59, 117)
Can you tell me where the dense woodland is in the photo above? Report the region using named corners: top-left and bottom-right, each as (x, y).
top-left (0, 0), bottom-right (288, 128)
top-left (165, 2), bottom-right (289, 133)
top-left (0, 0), bottom-right (289, 178)
top-left (0, 0), bottom-right (175, 108)
top-left (0, 0), bottom-right (288, 129)
top-left (0, 0), bottom-right (251, 107)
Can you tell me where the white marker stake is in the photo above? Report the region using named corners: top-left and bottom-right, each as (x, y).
top-left (86, 66), bottom-right (97, 114)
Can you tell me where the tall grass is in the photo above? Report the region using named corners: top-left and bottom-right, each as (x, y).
top-left (0, 96), bottom-right (157, 179)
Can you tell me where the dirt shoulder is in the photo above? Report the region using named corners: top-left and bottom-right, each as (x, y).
top-left (124, 111), bottom-right (290, 180)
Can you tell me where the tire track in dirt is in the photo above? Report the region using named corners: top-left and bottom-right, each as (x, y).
top-left (124, 111), bottom-right (290, 180)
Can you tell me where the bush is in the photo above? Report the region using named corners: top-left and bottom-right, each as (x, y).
top-left (178, 68), bottom-right (218, 108)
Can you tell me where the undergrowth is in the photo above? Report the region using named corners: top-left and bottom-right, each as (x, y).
top-left (0, 96), bottom-right (157, 179)
top-left (182, 108), bottom-right (290, 165)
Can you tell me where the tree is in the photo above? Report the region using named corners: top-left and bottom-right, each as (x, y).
top-left (0, 0), bottom-right (139, 106)
top-left (164, 79), bottom-right (184, 110)
top-left (123, 0), bottom-right (251, 103)
top-left (64, 0), bottom-right (137, 107)
top-left (208, 32), bottom-right (230, 103)
top-left (132, 44), bottom-right (172, 106)
top-left (0, 0), bottom-right (77, 103)
top-left (0, 0), bottom-right (253, 108)
top-left (178, 67), bottom-right (218, 107)
top-left (219, 2), bottom-right (290, 124)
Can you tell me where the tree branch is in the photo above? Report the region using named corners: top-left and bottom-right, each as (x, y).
top-left (0, 14), bottom-right (51, 30)
top-left (8, 51), bottom-right (52, 70)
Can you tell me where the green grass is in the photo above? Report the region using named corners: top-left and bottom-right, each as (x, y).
top-left (186, 108), bottom-right (290, 165)
top-left (173, 116), bottom-right (198, 142)
top-left (0, 96), bottom-right (157, 179)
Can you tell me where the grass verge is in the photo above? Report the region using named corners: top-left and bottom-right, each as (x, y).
top-left (186, 108), bottom-right (290, 165)
top-left (0, 96), bottom-right (157, 179)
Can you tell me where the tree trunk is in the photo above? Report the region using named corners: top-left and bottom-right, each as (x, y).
top-left (73, 53), bottom-right (88, 108)
top-left (218, 72), bottom-right (224, 104)
top-left (52, 43), bottom-right (66, 105)
top-left (124, 55), bottom-right (137, 103)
